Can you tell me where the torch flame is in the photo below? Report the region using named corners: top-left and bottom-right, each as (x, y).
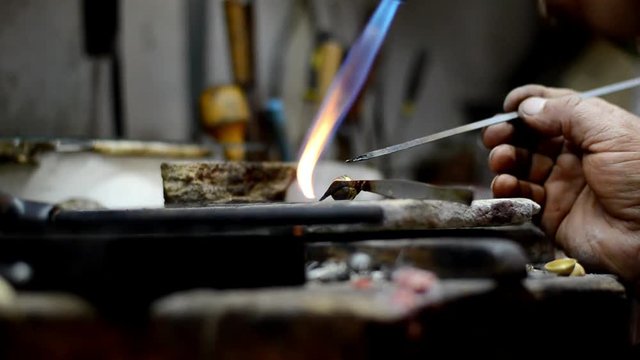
top-left (296, 0), bottom-right (403, 199)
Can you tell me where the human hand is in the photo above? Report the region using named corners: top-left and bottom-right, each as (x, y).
top-left (483, 84), bottom-right (640, 282)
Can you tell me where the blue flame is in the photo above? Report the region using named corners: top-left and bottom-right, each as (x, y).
top-left (298, 0), bottom-right (403, 158)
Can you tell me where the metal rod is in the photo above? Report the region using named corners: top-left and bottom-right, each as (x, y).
top-left (347, 76), bottom-right (640, 162)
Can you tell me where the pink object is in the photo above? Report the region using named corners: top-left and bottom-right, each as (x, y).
top-left (392, 267), bottom-right (438, 294)
top-left (351, 277), bottom-right (373, 290)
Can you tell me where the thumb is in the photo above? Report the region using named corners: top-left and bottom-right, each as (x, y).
top-left (518, 95), bottom-right (631, 150)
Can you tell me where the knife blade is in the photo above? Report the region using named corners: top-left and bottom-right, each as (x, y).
top-left (347, 76), bottom-right (640, 163)
top-left (319, 178), bottom-right (474, 205)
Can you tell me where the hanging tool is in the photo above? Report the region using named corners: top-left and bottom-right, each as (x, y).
top-left (339, 4), bottom-right (383, 161)
top-left (186, 0), bottom-right (208, 141)
top-left (200, 85), bottom-right (250, 161)
top-left (224, 0), bottom-right (254, 89)
top-left (261, 99), bottom-right (292, 161)
top-left (347, 76), bottom-right (640, 163)
top-left (82, 0), bottom-right (124, 138)
top-left (304, 0), bottom-right (345, 103)
top-left (199, 0), bottom-right (254, 161)
top-left (309, 35), bottom-right (345, 103)
top-left (319, 176), bottom-right (473, 205)
top-left (258, 0), bottom-right (301, 161)
top-left (400, 49), bottom-right (429, 119)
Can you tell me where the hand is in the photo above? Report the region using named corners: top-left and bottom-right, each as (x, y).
top-left (483, 84), bottom-right (640, 282)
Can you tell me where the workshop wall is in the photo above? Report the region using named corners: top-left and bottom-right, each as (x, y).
top-left (213, 0), bottom-right (542, 183)
top-left (348, 0), bottom-right (541, 180)
top-left (121, 0), bottom-right (190, 141)
top-left (1, 0), bottom-right (639, 186)
top-left (0, 0), bottom-right (98, 137)
top-left (0, 0), bottom-right (190, 141)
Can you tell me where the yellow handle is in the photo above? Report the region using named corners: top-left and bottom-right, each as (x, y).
top-left (224, 0), bottom-right (253, 88)
top-left (200, 85), bottom-right (250, 161)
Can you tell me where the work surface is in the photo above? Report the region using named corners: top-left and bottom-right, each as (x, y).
top-left (0, 195), bottom-right (635, 358)
top-left (0, 273), bottom-right (633, 359)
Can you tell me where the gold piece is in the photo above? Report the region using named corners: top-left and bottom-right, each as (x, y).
top-left (570, 263), bottom-right (586, 277)
top-left (544, 258), bottom-right (577, 276)
top-left (325, 176), bottom-right (359, 201)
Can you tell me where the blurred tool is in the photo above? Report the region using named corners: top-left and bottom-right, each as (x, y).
top-left (200, 85), bottom-right (250, 161)
top-left (0, 138), bottom-right (212, 164)
top-left (401, 49), bottom-right (429, 119)
top-left (186, 0), bottom-right (208, 140)
top-left (339, 5), bottom-right (382, 161)
top-left (261, 99), bottom-right (292, 161)
top-left (82, 0), bottom-right (124, 138)
top-left (319, 176), bottom-right (473, 205)
top-left (224, 0), bottom-right (254, 89)
top-left (198, 0), bottom-right (254, 160)
top-left (384, 49), bottom-right (429, 176)
top-left (306, 34), bottom-right (345, 103)
top-left (258, 0), bottom-right (301, 162)
top-left (304, 0), bottom-right (345, 103)
top-left (348, 76), bottom-right (640, 163)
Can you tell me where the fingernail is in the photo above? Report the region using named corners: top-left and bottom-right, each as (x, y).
top-left (521, 97), bottom-right (546, 116)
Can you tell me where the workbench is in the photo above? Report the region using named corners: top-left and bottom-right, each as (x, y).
top-left (0, 272), bottom-right (633, 359)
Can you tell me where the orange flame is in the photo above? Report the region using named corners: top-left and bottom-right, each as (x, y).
top-left (296, 88), bottom-right (344, 199)
top-left (296, 0), bottom-right (402, 199)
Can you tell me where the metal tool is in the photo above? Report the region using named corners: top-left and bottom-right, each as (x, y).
top-left (347, 76), bottom-right (640, 162)
top-left (400, 49), bottom-right (429, 119)
top-left (224, 0), bottom-right (254, 89)
top-left (0, 137), bottom-right (215, 164)
top-left (319, 176), bottom-right (474, 205)
top-left (260, 0), bottom-right (299, 161)
top-left (0, 192), bottom-right (384, 233)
